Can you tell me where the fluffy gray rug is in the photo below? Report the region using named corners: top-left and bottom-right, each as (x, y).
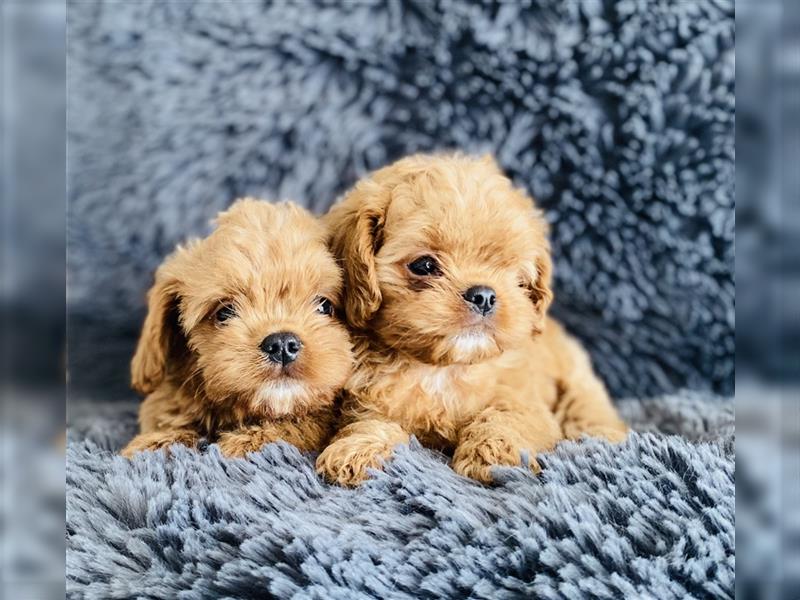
top-left (67, 0), bottom-right (734, 400)
top-left (67, 392), bottom-right (733, 599)
top-left (66, 1), bottom-right (735, 597)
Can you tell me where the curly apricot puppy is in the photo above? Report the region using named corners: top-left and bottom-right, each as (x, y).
top-left (316, 154), bottom-right (627, 486)
top-left (121, 199), bottom-right (352, 458)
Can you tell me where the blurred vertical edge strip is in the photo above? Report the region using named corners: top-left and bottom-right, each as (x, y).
top-left (737, 0), bottom-right (800, 598)
top-left (1, 0), bottom-right (66, 599)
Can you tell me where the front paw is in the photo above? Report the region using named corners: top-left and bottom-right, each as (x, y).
top-left (315, 437), bottom-right (393, 487)
top-left (121, 431), bottom-right (198, 458)
top-left (217, 430), bottom-right (273, 457)
top-left (451, 437), bottom-right (538, 484)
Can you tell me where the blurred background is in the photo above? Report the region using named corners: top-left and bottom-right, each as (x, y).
top-left (737, 1), bottom-right (800, 598)
top-left (0, 0), bottom-right (796, 597)
top-left (1, 1), bottom-right (65, 598)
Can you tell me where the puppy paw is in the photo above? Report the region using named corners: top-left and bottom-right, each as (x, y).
top-left (216, 429), bottom-right (275, 457)
top-left (452, 437), bottom-right (537, 484)
top-left (563, 422), bottom-right (629, 444)
top-left (315, 438), bottom-right (394, 487)
top-left (121, 430), bottom-right (199, 458)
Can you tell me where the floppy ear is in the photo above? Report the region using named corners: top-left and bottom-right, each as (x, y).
top-left (325, 155), bottom-right (437, 328)
top-left (518, 197), bottom-right (554, 334)
top-left (521, 249), bottom-right (553, 334)
top-left (325, 180), bottom-right (389, 330)
top-left (130, 269), bottom-right (184, 395)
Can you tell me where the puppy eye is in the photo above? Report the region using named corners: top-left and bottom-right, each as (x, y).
top-left (315, 297), bottom-right (334, 316)
top-left (215, 304), bottom-right (237, 323)
top-left (408, 255), bottom-right (441, 277)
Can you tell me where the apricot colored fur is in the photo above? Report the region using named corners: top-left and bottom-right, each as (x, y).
top-left (316, 154), bottom-right (627, 486)
top-left (121, 199), bottom-right (352, 458)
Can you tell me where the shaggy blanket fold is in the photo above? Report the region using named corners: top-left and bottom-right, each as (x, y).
top-left (67, 392), bottom-right (733, 599)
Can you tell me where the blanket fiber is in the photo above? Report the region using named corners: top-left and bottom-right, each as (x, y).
top-left (67, 392), bottom-right (733, 599)
top-left (66, 1), bottom-right (735, 598)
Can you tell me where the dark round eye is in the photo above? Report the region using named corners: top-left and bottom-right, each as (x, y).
top-left (408, 255), bottom-right (441, 277)
top-left (315, 297), bottom-right (334, 316)
top-left (215, 304), bottom-right (236, 323)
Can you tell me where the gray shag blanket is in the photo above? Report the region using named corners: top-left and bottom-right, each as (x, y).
top-left (66, 1), bottom-right (735, 597)
top-left (68, 392), bottom-right (733, 599)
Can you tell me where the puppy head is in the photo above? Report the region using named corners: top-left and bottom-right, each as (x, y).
top-left (131, 199), bottom-right (352, 418)
top-left (326, 154), bottom-right (552, 365)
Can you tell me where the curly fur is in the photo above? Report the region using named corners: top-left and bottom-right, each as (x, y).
top-left (316, 154), bottom-right (627, 485)
top-left (122, 199), bottom-right (352, 457)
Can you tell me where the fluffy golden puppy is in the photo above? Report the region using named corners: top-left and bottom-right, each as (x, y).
top-left (316, 154), bottom-right (627, 486)
top-left (121, 199), bottom-right (352, 458)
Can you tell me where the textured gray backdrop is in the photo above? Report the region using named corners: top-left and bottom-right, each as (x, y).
top-left (67, 0), bottom-right (734, 401)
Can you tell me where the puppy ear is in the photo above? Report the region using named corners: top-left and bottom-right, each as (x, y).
top-left (130, 268), bottom-right (183, 394)
top-left (521, 250), bottom-right (553, 334)
top-left (325, 155), bottom-right (436, 328)
top-left (519, 198), bottom-right (554, 334)
top-left (325, 180), bottom-right (391, 330)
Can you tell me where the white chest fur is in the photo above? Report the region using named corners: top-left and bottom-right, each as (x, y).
top-left (419, 366), bottom-right (457, 398)
top-left (415, 365), bottom-right (483, 417)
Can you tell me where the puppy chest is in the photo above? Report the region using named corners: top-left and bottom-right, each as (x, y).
top-left (419, 369), bottom-right (459, 400)
top-left (408, 367), bottom-right (488, 435)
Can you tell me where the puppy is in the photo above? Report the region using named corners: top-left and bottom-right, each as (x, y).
top-left (121, 199), bottom-right (352, 458)
top-left (316, 154), bottom-right (627, 486)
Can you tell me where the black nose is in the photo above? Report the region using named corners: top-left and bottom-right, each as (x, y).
top-left (260, 332), bottom-right (303, 366)
top-left (463, 285), bottom-right (497, 316)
